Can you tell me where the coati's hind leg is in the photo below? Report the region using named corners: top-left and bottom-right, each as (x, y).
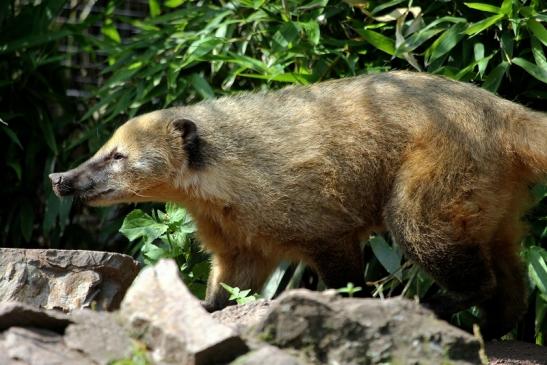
top-left (479, 217), bottom-right (528, 339)
top-left (385, 204), bottom-right (497, 321)
top-left (383, 154), bottom-right (506, 333)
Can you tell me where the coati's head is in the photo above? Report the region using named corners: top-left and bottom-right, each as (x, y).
top-left (49, 110), bottom-right (202, 206)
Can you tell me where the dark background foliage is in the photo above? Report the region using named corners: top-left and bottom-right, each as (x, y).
top-left (1, 0), bottom-right (546, 343)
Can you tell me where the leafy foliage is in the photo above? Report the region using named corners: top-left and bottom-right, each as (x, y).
top-left (337, 282), bottom-right (363, 297)
top-left (119, 203), bottom-right (209, 298)
top-left (220, 283), bottom-right (261, 305)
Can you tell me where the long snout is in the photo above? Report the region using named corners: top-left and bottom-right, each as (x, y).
top-left (49, 170), bottom-right (77, 197)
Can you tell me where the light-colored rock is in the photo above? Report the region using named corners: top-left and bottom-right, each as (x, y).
top-left (252, 289), bottom-right (483, 365)
top-left (65, 309), bottom-right (133, 365)
top-left (0, 248), bottom-right (140, 311)
top-left (121, 259), bottom-right (248, 365)
top-left (486, 340), bottom-right (547, 365)
top-left (0, 301), bottom-right (70, 331)
top-left (212, 299), bottom-right (272, 334)
top-left (231, 346), bottom-right (308, 365)
top-left (2, 327), bottom-right (95, 365)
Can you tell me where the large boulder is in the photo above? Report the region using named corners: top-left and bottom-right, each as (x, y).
top-left (251, 289), bottom-right (483, 365)
top-left (0, 248), bottom-right (139, 311)
top-left (0, 301), bottom-right (133, 365)
top-left (120, 259), bottom-right (249, 365)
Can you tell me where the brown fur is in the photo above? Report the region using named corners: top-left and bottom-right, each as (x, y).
top-left (51, 71), bottom-right (547, 339)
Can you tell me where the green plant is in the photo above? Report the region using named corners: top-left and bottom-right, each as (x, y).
top-left (119, 203), bottom-right (209, 298)
top-left (110, 341), bottom-right (151, 365)
top-left (220, 283), bottom-right (260, 305)
top-left (337, 282), bottom-right (363, 297)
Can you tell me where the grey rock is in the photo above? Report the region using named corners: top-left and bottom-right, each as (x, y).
top-left (252, 289), bottom-right (483, 365)
top-left (0, 301), bottom-right (70, 331)
top-left (2, 327), bottom-right (95, 365)
top-left (65, 309), bottom-right (133, 365)
top-left (486, 340), bottom-right (547, 365)
top-left (0, 248), bottom-right (140, 311)
top-left (231, 346), bottom-right (308, 365)
top-left (212, 299), bottom-right (272, 334)
top-left (121, 259), bottom-right (248, 365)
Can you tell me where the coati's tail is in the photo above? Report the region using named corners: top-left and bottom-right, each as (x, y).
top-left (511, 108), bottom-right (547, 181)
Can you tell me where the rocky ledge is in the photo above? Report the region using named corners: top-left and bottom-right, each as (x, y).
top-left (0, 248), bottom-right (544, 364)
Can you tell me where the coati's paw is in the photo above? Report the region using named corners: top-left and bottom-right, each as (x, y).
top-left (200, 300), bottom-right (219, 313)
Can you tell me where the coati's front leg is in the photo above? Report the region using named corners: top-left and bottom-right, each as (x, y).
top-left (203, 248), bottom-right (280, 312)
top-left (305, 236), bottom-right (367, 295)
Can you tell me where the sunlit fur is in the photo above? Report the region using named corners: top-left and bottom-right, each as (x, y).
top-left (70, 71), bottom-right (546, 338)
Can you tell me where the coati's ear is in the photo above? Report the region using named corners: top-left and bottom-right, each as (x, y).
top-left (171, 118), bottom-right (198, 144)
top-left (170, 118), bottom-right (204, 168)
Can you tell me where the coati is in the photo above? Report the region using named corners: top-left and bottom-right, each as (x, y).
top-left (50, 71), bottom-right (547, 339)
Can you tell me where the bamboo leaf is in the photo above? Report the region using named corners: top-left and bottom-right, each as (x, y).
top-left (426, 22), bottom-right (467, 62)
top-left (512, 57), bottom-right (547, 84)
top-left (464, 14), bottom-right (504, 36)
top-left (148, 0), bottom-right (161, 17)
top-left (482, 61), bottom-right (509, 92)
top-left (464, 3), bottom-right (501, 14)
top-left (527, 19), bottom-right (547, 47)
top-left (357, 29), bottom-right (396, 56)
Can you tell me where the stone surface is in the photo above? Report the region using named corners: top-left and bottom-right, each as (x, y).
top-left (65, 309), bottom-right (133, 365)
top-left (252, 289), bottom-right (483, 365)
top-left (212, 299), bottom-right (272, 334)
top-left (486, 340), bottom-right (547, 365)
top-left (231, 346), bottom-right (308, 365)
top-left (0, 248), bottom-right (140, 311)
top-left (0, 302), bottom-right (70, 331)
top-left (2, 327), bottom-right (95, 365)
top-left (121, 259), bottom-right (249, 365)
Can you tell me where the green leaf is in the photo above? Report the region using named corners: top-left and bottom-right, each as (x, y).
top-left (426, 22), bottom-right (467, 63)
top-left (499, 0), bottom-right (513, 16)
top-left (43, 191), bottom-right (60, 234)
top-left (37, 116), bottom-right (57, 155)
top-left (239, 72), bottom-right (311, 84)
top-left (531, 37), bottom-right (547, 70)
top-left (464, 14), bottom-right (504, 36)
top-left (0, 29), bottom-right (72, 54)
top-left (165, 202), bottom-right (188, 224)
top-left (148, 0), bottom-right (161, 17)
top-left (119, 209), bottom-right (168, 244)
top-left (358, 29), bottom-right (396, 56)
top-left (464, 3), bottom-right (501, 14)
top-left (473, 42), bottom-right (488, 77)
top-left (527, 246), bottom-right (547, 294)
top-left (272, 22), bottom-right (300, 51)
top-left (164, 0), bottom-right (185, 8)
top-left (527, 19), bottom-right (547, 47)
top-left (185, 37), bottom-right (222, 60)
top-left (300, 20), bottom-right (320, 45)
top-left (142, 242), bottom-right (168, 262)
top-left (189, 74), bottom-right (215, 99)
top-left (512, 57), bottom-right (547, 84)
top-left (20, 200), bottom-right (34, 243)
top-left (2, 126), bottom-right (23, 149)
top-left (482, 61), bottom-right (509, 92)
top-left (7, 161), bottom-right (21, 181)
top-left (369, 235), bottom-right (402, 280)
top-left (370, 0), bottom-right (406, 15)
top-left (102, 22), bottom-right (121, 43)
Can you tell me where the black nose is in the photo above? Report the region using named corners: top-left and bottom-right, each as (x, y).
top-left (49, 172), bottom-right (75, 196)
top-left (49, 172), bottom-right (63, 186)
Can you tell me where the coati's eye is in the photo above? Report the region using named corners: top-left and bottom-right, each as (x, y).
top-left (113, 152), bottom-right (126, 160)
